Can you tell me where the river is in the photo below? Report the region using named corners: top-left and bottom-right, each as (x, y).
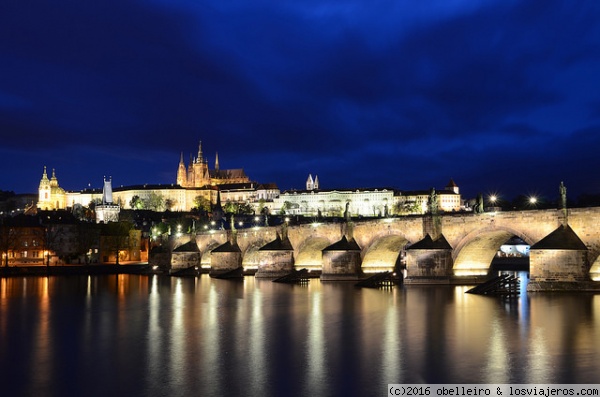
top-left (1, 273), bottom-right (599, 396)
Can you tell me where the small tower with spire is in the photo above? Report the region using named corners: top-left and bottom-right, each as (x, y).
top-left (177, 152), bottom-right (187, 186)
top-left (306, 174), bottom-right (314, 190)
top-left (95, 176), bottom-right (120, 223)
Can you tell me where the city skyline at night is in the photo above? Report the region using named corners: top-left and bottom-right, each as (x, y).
top-left (2, 1), bottom-right (600, 200)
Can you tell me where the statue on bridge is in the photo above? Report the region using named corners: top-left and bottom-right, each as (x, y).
top-left (428, 188), bottom-right (438, 215)
top-left (344, 202), bottom-right (350, 221)
top-left (474, 193), bottom-right (484, 214)
top-left (559, 181), bottom-right (567, 210)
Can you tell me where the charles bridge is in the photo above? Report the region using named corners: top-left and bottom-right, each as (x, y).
top-left (159, 207), bottom-right (600, 291)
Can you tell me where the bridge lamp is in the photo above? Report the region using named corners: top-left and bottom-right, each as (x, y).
top-left (489, 195), bottom-right (497, 204)
top-left (529, 196), bottom-right (537, 205)
top-left (238, 221), bottom-right (244, 227)
top-left (285, 217), bottom-right (290, 223)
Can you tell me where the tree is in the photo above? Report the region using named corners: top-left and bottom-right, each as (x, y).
top-left (393, 200), bottom-right (420, 216)
top-left (77, 223), bottom-right (100, 264)
top-left (146, 192), bottom-right (165, 212)
top-left (130, 195), bottom-right (143, 209)
top-left (39, 224), bottom-right (64, 266)
top-left (193, 195), bottom-right (211, 212)
top-left (257, 198), bottom-right (266, 214)
top-left (223, 200), bottom-right (236, 214)
top-left (102, 221), bottom-right (134, 265)
top-left (0, 220), bottom-right (17, 267)
top-left (279, 201), bottom-right (292, 215)
top-left (165, 198), bottom-right (176, 211)
top-left (237, 202), bottom-right (254, 215)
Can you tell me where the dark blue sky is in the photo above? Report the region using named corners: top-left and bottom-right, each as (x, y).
top-left (1, 1), bottom-right (600, 201)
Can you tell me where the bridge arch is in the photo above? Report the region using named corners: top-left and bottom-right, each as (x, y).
top-left (242, 238), bottom-right (271, 270)
top-left (361, 234), bottom-right (409, 273)
top-left (452, 226), bottom-right (535, 276)
top-left (295, 236), bottom-right (332, 272)
top-left (199, 240), bottom-right (222, 269)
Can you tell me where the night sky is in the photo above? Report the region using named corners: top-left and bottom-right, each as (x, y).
top-left (2, 1), bottom-right (600, 202)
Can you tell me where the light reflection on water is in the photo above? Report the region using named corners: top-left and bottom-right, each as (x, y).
top-left (1, 273), bottom-right (600, 396)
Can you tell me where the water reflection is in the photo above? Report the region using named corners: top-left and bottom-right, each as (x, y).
top-left (1, 275), bottom-right (600, 396)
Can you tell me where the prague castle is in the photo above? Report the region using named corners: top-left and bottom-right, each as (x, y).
top-left (34, 140), bottom-right (462, 217)
top-left (36, 141), bottom-right (269, 214)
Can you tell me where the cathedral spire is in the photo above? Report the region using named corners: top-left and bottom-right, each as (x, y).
top-left (197, 141), bottom-right (203, 164)
top-left (215, 152), bottom-right (219, 171)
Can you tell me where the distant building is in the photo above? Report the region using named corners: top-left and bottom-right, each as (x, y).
top-left (37, 167), bottom-right (66, 210)
top-left (95, 177), bottom-right (120, 223)
top-left (268, 176), bottom-right (462, 217)
top-left (177, 142), bottom-right (250, 187)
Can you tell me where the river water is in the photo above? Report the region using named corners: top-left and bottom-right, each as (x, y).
top-left (1, 273), bottom-right (599, 397)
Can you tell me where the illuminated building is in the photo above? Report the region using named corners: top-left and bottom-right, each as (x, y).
top-left (269, 176), bottom-right (462, 217)
top-left (176, 142), bottom-right (250, 187)
top-left (36, 142), bottom-right (276, 212)
top-left (37, 167), bottom-right (66, 210)
top-left (95, 177), bottom-right (120, 223)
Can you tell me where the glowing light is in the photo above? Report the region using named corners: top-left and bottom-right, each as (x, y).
top-left (489, 195), bottom-right (497, 203)
top-left (529, 196), bottom-right (537, 204)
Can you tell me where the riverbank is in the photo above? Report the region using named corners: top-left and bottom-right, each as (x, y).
top-left (0, 263), bottom-right (153, 277)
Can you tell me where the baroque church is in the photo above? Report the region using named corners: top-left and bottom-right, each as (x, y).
top-left (177, 141), bottom-right (249, 187)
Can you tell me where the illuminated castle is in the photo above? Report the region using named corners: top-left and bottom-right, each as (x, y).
top-left (177, 141), bottom-right (250, 187)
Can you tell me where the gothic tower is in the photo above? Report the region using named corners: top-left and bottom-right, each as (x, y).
top-left (192, 141), bottom-right (210, 187)
top-left (306, 174), bottom-right (314, 190)
top-left (177, 152), bottom-right (187, 186)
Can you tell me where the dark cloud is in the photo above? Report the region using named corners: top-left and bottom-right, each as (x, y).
top-left (1, 0), bottom-right (600, 200)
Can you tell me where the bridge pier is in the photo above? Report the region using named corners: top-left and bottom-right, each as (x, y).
top-left (527, 224), bottom-right (598, 291)
top-left (256, 234), bottom-right (295, 278)
top-left (209, 231), bottom-right (243, 277)
top-left (321, 236), bottom-right (362, 281)
top-left (404, 234), bottom-right (453, 283)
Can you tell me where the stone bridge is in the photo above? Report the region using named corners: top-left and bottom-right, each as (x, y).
top-left (166, 208), bottom-right (600, 286)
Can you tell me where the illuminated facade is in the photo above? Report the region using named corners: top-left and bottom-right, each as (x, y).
top-left (177, 142), bottom-right (250, 187)
top-left (269, 177), bottom-right (462, 217)
top-left (95, 177), bottom-right (120, 223)
top-left (37, 142), bottom-right (270, 212)
top-left (37, 167), bottom-right (66, 210)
